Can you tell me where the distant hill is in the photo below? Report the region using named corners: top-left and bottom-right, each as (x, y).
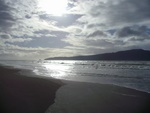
top-left (45, 49), bottom-right (150, 61)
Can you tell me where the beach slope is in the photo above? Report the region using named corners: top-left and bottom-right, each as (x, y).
top-left (0, 66), bottom-right (63, 113)
top-left (47, 81), bottom-right (150, 113)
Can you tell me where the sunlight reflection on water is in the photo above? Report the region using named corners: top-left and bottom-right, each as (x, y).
top-left (43, 62), bottom-right (73, 79)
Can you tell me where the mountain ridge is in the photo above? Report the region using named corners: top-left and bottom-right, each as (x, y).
top-left (45, 49), bottom-right (150, 61)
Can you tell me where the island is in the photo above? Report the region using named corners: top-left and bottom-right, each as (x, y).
top-left (46, 49), bottom-right (150, 61)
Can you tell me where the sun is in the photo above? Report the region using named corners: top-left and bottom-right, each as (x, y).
top-left (38, 0), bottom-right (68, 16)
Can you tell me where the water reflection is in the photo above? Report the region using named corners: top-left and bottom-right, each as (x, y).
top-left (39, 60), bottom-right (150, 93)
top-left (43, 62), bottom-right (73, 79)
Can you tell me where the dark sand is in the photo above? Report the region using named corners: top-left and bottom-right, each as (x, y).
top-left (0, 66), bottom-right (63, 113)
top-left (0, 66), bottom-right (150, 113)
top-left (48, 81), bottom-right (150, 113)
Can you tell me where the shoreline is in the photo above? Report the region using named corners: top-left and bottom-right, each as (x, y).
top-left (0, 65), bottom-right (64, 113)
top-left (0, 65), bottom-right (150, 113)
top-left (47, 80), bottom-right (150, 113)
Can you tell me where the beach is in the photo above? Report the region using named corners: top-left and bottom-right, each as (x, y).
top-left (0, 65), bottom-right (150, 113)
top-left (47, 81), bottom-right (150, 113)
top-left (0, 66), bottom-right (63, 113)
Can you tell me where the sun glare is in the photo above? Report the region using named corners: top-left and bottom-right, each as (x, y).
top-left (38, 0), bottom-right (68, 16)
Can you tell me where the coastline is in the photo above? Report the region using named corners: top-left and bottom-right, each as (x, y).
top-left (0, 65), bottom-right (150, 113)
top-left (0, 65), bottom-right (64, 113)
top-left (47, 80), bottom-right (150, 113)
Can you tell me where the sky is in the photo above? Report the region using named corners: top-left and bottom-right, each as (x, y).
top-left (0, 0), bottom-right (150, 60)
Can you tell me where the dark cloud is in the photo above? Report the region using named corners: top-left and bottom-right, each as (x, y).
top-left (34, 29), bottom-right (69, 37)
top-left (68, 0), bottom-right (77, 9)
top-left (39, 14), bottom-right (82, 27)
top-left (87, 30), bottom-right (108, 38)
top-left (106, 0), bottom-right (150, 24)
top-left (84, 39), bottom-right (114, 47)
top-left (34, 29), bottom-right (52, 35)
top-left (25, 14), bottom-right (32, 19)
top-left (78, 0), bottom-right (150, 27)
top-left (0, 34), bottom-right (11, 39)
top-left (116, 27), bottom-right (142, 37)
top-left (50, 31), bottom-right (69, 37)
top-left (116, 26), bottom-right (150, 38)
top-left (107, 29), bottom-right (116, 35)
top-left (129, 37), bottom-right (147, 42)
top-left (0, 0), bottom-right (15, 31)
top-left (0, 0), bottom-right (37, 32)
top-left (89, 1), bottom-right (105, 17)
top-left (87, 23), bottom-right (106, 29)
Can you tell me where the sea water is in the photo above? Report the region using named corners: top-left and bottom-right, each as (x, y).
top-left (0, 60), bottom-right (150, 93)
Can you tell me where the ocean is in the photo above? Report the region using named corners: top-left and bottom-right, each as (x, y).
top-left (0, 60), bottom-right (150, 93)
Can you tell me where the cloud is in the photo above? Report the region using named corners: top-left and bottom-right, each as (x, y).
top-left (60, 0), bottom-right (150, 56)
top-left (1, 0), bottom-right (150, 60)
top-left (0, 33), bottom-right (11, 39)
top-left (106, 0), bottom-right (150, 25)
top-left (0, 0), bottom-right (15, 31)
top-left (0, 43), bottom-right (80, 60)
top-left (0, 34), bottom-right (32, 45)
top-left (39, 14), bottom-right (82, 27)
top-left (63, 33), bottom-right (124, 49)
top-left (33, 29), bottom-right (57, 37)
top-left (87, 30), bottom-right (108, 38)
top-left (75, 0), bottom-right (150, 28)
top-left (115, 25), bottom-right (150, 41)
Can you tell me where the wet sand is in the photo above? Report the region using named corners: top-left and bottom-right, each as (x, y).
top-left (47, 81), bottom-right (150, 113)
top-left (0, 66), bottom-right (150, 113)
top-left (0, 66), bottom-right (63, 113)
